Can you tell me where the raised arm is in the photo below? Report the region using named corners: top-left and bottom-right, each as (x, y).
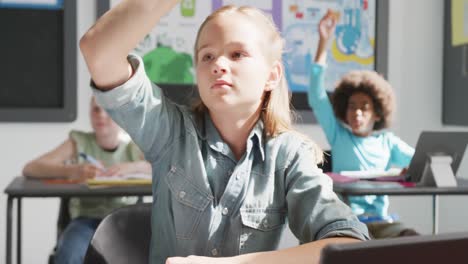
top-left (79, 0), bottom-right (180, 89)
top-left (315, 9), bottom-right (338, 65)
top-left (307, 10), bottom-right (341, 144)
top-left (80, 0), bottom-right (186, 161)
top-left (22, 139), bottom-right (103, 179)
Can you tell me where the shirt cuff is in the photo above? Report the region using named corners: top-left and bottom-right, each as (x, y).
top-left (91, 54), bottom-right (145, 110)
top-left (316, 219), bottom-right (370, 241)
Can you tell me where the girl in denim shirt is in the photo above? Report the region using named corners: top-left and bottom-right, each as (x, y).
top-left (80, 1), bottom-right (369, 263)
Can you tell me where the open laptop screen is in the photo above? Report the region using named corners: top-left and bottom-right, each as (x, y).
top-left (406, 131), bottom-right (468, 184)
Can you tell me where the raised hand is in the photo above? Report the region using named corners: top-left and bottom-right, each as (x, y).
top-left (318, 9), bottom-right (339, 42)
top-left (314, 9), bottom-right (339, 64)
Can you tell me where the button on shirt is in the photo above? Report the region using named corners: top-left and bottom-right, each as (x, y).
top-left (93, 55), bottom-right (369, 264)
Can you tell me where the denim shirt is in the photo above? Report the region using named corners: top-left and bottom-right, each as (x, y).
top-left (93, 55), bottom-right (369, 263)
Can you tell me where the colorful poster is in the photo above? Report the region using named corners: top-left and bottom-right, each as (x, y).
top-left (451, 0), bottom-right (468, 46)
top-left (110, 0), bottom-right (377, 93)
top-left (282, 0), bottom-right (376, 92)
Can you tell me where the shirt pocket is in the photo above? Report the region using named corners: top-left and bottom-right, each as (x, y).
top-left (165, 166), bottom-right (213, 240)
top-left (239, 208), bottom-right (286, 253)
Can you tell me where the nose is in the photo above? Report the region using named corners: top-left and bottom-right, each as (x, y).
top-left (212, 57), bottom-right (228, 75)
top-left (354, 109), bottom-right (363, 116)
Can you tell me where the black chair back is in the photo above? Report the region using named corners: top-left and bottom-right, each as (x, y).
top-left (84, 203), bottom-right (152, 264)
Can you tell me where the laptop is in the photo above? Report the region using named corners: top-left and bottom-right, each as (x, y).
top-left (405, 131), bottom-right (468, 185)
top-left (320, 232), bottom-right (468, 264)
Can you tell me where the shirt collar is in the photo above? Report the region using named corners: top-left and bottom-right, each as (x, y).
top-left (203, 113), bottom-right (265, 161)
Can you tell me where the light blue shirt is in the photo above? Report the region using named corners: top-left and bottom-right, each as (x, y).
top-left (93, 55), bottom-right (369, 263)
top-left (308, 63), bottom-right (414, 218)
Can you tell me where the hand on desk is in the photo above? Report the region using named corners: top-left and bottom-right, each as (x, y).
top-left (69, 164), bottom-right (105, 179)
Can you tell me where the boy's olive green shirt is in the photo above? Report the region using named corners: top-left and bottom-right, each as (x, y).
top-left (93, 55), bottom-right (369, 263)
top-left (68, 130), bottom-right (142, 219)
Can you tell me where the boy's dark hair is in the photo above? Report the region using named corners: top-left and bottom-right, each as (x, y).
top-left (331, 70), bottom-right (395, 131)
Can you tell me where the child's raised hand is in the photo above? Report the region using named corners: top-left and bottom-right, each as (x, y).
top-left (318, 9), bottom-right (339, 42)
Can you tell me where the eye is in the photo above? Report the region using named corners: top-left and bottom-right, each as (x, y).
top-left (231, 51), bottom-right (245, 60)
top-left (362, 104), bottom-right (372, 111)
top-left (347, 104), bottom-right (357, 111)
top-left (201, 53), bottom-right (214, 62)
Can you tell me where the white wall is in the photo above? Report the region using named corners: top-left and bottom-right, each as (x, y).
top-left (1, 0), bottom-right (468, 262)
top-left (385, 0), bottom-right (468, 235)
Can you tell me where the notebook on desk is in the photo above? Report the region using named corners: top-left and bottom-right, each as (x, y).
top-left (320, 232), bottom-right (468, 264)
top-left (339, 168), bottom-right (404, 180)
top-left (87, 173), bottom-right (152, 186)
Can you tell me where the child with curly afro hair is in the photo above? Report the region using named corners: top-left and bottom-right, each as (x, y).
top-left (308, 10), bottom-right (419, 239)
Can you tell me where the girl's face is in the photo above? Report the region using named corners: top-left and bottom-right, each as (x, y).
top-left (90, 98), bottom-right (119, 138)
top-left (195, 13), bottom-right (278, 114)
top-left (345, 92), bottom-right (380, 137)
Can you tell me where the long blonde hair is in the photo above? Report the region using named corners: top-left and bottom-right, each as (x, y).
top-left (193, 5), bottom-right (323, 162)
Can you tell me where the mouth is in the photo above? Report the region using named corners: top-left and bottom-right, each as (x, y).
top-left (211, 79), bottom-right (232, 89)
top-left (350, 119), bottom-right (363, 128)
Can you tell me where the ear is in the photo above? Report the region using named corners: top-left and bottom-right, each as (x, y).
top-left (264, 60), bottom-right (283, 92)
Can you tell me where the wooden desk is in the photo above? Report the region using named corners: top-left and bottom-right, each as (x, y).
top-left (333, 178), bottom-right (468, 235)
top-left (4, 176), bottom-right (152, 264)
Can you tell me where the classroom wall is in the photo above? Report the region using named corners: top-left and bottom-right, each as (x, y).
top-left (0, 2), bottom-right (95, 263)
top-left (386, 0), bottom-right (468, 236)
top-left (1, 0), bottom-right (468, 262)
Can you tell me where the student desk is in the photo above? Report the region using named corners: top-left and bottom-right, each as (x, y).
top-left (4, 176), bottom-right (152, 264)
top-left (333, 178), bottom-right (468, 236)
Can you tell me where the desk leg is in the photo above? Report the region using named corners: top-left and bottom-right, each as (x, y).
top-left (6, 196), bottom-right (13, 264)
top-left (17, 198), bottom-right (22, 264)
top-left (432, 195), bottom-right (439, 234)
